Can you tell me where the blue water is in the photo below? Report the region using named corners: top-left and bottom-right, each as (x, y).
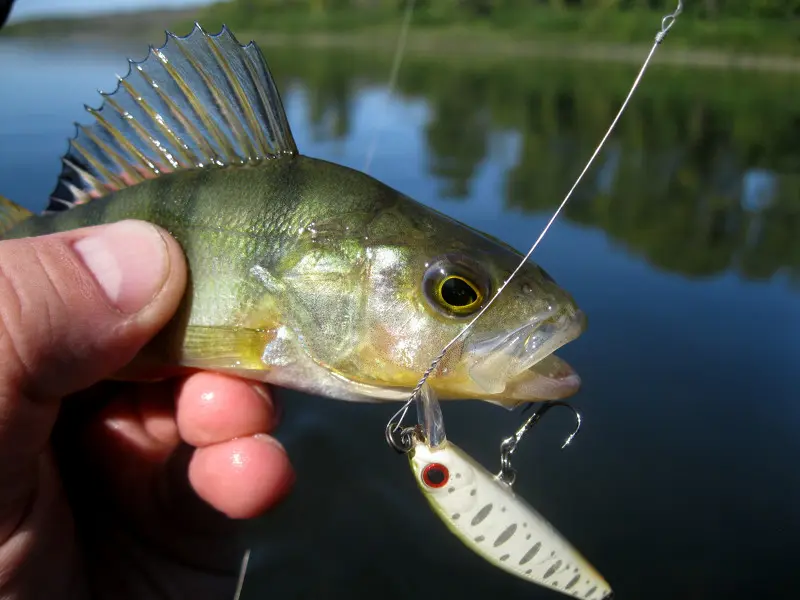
top-left (0, 36), bottom-right (798, 599)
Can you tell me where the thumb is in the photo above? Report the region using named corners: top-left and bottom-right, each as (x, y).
top-left (0, 220), bottom-right (186, 506)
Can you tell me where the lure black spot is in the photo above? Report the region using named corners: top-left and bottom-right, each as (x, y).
top-left (471, 503), bottom-right (493, 526)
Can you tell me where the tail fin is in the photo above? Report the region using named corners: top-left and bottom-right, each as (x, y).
top-left (0, 195), bottom-right (33, 237)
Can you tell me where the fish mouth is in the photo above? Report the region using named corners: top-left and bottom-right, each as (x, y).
top-left (501, 353), bottom-right (582, 401)
top-left (464, 307), bottom-right (586, 402)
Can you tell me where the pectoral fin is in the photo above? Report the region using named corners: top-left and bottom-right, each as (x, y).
top-left (113, 324), bottom-right (274, 382)
top-left (179, 325), bottom-right (274, 371)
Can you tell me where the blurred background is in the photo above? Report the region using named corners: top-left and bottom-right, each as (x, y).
top-left (1, 1), bottom-right (799, 599)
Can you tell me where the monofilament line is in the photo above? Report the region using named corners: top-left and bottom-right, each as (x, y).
top-left (363, 0), bottom-right (417, 174)
top-left (389, 1), bottom-right (683, 431)
top-left (232, 548), bottom-right (251, 600)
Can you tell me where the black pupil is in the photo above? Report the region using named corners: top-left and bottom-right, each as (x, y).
top-left (427, 467), bottom-right (445, 485)
top-left (441, 277), bottom-right (478, 307)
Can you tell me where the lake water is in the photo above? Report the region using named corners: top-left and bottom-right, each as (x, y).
top-left (1, 34), bottom-right (799, 600)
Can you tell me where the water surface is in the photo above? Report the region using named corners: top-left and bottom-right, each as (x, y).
top-left (0, 37), bottom-right (798, 599)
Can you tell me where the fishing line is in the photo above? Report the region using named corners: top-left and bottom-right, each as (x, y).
top-left (363, 0), bottom-right (417, 173)
top-left (232, 548), bottom-right (251, 600)
top-left (389, 0), bottom-right (684, 432)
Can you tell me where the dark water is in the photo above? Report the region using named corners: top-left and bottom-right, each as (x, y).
top-left (1, 36), bottom-right (799, 599)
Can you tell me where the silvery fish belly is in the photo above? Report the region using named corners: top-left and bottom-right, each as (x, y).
top-left (410, 441), bottom-right (612, 599)
top-left (0, 24), bottom-right (587, 408)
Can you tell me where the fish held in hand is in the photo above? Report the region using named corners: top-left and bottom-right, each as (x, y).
top-left (0, 24), bottom-right (585, 407)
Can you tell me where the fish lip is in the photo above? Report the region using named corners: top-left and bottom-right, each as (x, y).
top-left (505, 353), bottom-right (582, 400)
top-left (463, 308), bottom-right (586, 397)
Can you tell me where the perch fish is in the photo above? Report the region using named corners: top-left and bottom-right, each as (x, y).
top-left (0, 24), bottom-right (586, 407)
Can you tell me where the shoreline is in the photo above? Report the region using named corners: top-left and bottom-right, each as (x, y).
top-left (249, 31), bottom-right (800, 74)
top-left (3, 19), bottom-right (800, 74)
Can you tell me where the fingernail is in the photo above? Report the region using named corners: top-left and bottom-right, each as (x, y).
top-left (74, 220), bottom-right (170, 314)
top-left (250, 383), bottom-right (282, 425)
top-left (254, 433), bottom-right (286, 452)
top-left (250, 383), bottom-right (270, 402)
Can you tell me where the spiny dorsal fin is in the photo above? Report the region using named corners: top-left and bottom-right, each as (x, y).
top-left (46, 23), bottom-right (298, 213)
top-left (0, 195), bottom-right (33, 235)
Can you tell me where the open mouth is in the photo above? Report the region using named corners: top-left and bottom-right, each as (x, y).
top-left (502, 353), bottom-right (582, 400)
top-left (465, 308), bottom-right (586, 401)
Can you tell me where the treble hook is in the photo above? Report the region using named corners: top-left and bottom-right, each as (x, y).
top-left (496, 401), bottom-right (582, 486)
top-left (385, 395), bottom-right (417, 454)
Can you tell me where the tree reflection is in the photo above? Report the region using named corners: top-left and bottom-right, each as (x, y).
top-left (264, 48), bottom-right (800, 284)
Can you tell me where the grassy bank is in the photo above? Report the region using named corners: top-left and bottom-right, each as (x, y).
top-left (193, 4), bottom-right (800, 58)
top-left (2, 3), bottom-right (799, 68)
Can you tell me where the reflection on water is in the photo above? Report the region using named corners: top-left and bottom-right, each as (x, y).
top-left (270, 50), bottom-right (800, 286)
top-left (0, 37), bottom-right (798, 600)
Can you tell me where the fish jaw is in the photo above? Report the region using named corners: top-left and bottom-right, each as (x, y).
top-left (463, 307), bottom-right (587, 398)
top-left (417, 306), bottom-right (586, 406)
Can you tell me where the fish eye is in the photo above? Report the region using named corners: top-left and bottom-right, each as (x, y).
top-left (423, 255), bottom-right (490, 318)
top-left (422, 463), bottom-right (450, 488)
top-left (439, 276), bottom-right (480, 308)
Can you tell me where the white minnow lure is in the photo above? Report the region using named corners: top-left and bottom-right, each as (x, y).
top-left (406, 384), bottom-right (612, 599)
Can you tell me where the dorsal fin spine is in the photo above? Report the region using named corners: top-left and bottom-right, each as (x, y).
top-left (80, 116), bottom-right (151, 183)
top-left (153, 56), bottom-right (238, 162)
top-left (71, 135), bottom-right (125, 192)
top-left (103, 94), bottom-right (186, 169)
top-left (117, 77), bottom-right (203, 167)
top-left (45, 23), bottom-right (299, 213)
top-left (87, 105), bottom-right (162, 174)
top-left (205, 39), bottom-right (261, 158)
top-left (255, 51), bottom-right (296, 155)
top-left (62, 157), bottom-right (103, 199)
top-left (227, 51), bottom-right (272, 155)
top-left (62, 182), bottom-right (89, 205)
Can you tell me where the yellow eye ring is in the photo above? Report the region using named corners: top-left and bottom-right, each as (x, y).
top-left (422, 255), bottom-right (490, 319)
top-left (435, 275), bottom-right (483, 314)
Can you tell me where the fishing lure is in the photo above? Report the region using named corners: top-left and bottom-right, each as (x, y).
top-left (390, 385), bottom-right (612, 598)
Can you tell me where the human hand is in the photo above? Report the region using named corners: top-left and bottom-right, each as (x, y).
top-left (0, 220), bottom-right (294, 599)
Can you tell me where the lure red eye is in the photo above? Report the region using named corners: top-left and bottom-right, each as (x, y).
top-left (422, 463), bottom-right (450, 488)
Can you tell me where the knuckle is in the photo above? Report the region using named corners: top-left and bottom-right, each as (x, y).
top-left (0, 260), bottom-right (35, 391)
top-left (0, 239), bottom-right (69, 394)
